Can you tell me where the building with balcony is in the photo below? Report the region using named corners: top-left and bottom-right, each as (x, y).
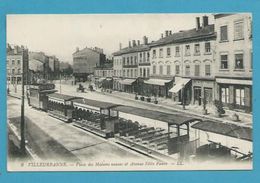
top-left (112, 38), bottom-right (150, 93)
top-left (7, 44), bottom-right (29, 85)
top-left (148, 16), bottom-right (216, 104)
top-left (214, 13), bottom-right (252, 112)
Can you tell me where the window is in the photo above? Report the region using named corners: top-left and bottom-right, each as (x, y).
top-left (12, 60), bottom-right (15, 65)
top-left (130, 69), bottom-right (133, 77)
top-left (185, 45), bottom-right (190, 55)
top-left (140, 68), bottom-right (142, 76)
top-left (152, 50), bottom-right (156, 58)
top-left (194, 65), bottom-right (200, 76)
top-left (194, 44), bottom-right (200, 55)
top-left (139, 53), bottom-right (142, 62)
top-left (147, 68), bottom-right (150, 77)
top-left (134, 56), bottom-right (137, 64)
top-left (123, 57), bottom-right (126, 65)
top-left (205, 42), bottom-right (211, 53)
top-left (147, 52), bottom-right (150, 61)
top-left (127, 69), bottom-right (129, 77)
top-left (221, 87), bottom-right (229, 103)
top-left (175, 65), bottom-right (180, 75)
top-left (175, 46), bottom-right (180, 56)
top-left (159, 65), bottom-right (163, 75)
top-left (205, 65), bottom-right (211, 76)
top-left (130, 57), bottom-right (133, 65)
top-left (159, 48), bottom-right (163, 58)
top-left (220, 25), bottom-right (228, 41)
top-left (185, 65), bottom-right (190, 76)
top-left (123, 70), bottom-right (126, 77)
top-left (167, 65), bottom-right (171, 75)
top-left (235, 88), bottom-right (245, 106)
top-left (220, 55), bottom-right (228, 69)
top-left (234, 21), bottom-right (244, 40)
top-left (143, 68), bottom-right (146, 77)
top-left (143, 52), bottom-right (146, 62)
top-left (153, 65), bottom-right (156, 74)
top-left (167, 48), bottom-right (171, 57)
top-left (235, 53), bottom-right (244, 69)
top-left (127, 57), bottom-right (129, 65)
top-left (12, 69), bottom-right (15, 74)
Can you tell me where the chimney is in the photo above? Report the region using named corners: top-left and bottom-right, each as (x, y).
top-left (169, 30), bottom-right (172, 35)
top-left (143, 36), bottom-right (148, 45)
top-left (196, 17), bottom-right (200, 30)
top-left (165, 30), bottom-right (169, 37)
top-left (202, 15), bottom-right (209, 27)
top-left (132, 40), bottom-right (136, 47)
top-left (161, 33), bottom-right (164, 39)
top-left (129, 41), bottom-right (132, 48)
top-left (14, 46), bottom-right (18, 54)
top-left (119, 43), bottom-right (122, 50)
top-left (137, 40), bottom-right (140, 45)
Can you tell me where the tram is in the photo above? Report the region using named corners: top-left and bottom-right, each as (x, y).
top-left (27, 90), bottom-right (252, 162)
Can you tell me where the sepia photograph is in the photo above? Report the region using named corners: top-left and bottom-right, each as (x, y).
top-left (6, 13), bottom-right (253, 171)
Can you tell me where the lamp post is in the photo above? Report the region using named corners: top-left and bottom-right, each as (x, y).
top-left (20, 62), bottom-right (25, 155)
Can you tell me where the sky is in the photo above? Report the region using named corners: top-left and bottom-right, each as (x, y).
top-left (7, 13), bottom-right (214, 63)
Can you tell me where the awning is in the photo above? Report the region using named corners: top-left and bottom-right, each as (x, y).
top-left (39, 89), bottom-right (58, 94)
top-left (191, 120), bottom-right (252, 142)
top-left (144, 79), bottom-right (172, 86)
top-left (169, 78), bottom-right (191, 93)
top-left (106, 78), bottom-right (113, 81)
top-left (119, 79), bottom-right (136, 85)
top-left (216, 78), bottom-right (252, 86)
top-left (98, 77), bottom-right (106, 82)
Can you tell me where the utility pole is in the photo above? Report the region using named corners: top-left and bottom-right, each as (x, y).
top-left (20, 60), bottom-right (25, 155)
top-left (182, 84), bottom-right (185, 110)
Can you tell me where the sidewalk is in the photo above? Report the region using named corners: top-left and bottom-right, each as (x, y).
top-left (98, 90), bottom-right (252, 128)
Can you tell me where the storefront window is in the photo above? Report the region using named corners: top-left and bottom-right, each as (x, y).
top-left (221, 87), bottom-right (229, 103)
top-left (236, 88), bottom-right (245, 106)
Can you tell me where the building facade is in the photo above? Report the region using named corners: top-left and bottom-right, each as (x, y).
top-left (214, 14), bottom-right (252, 112)
top-left (73, 46), bottom-right (106, 82)
top-left (112, 38), bottom-right (150, 94)
top-left (94, 62), bottom-right (114, 89)
top-left (7, 44), bottom-right (29, 85)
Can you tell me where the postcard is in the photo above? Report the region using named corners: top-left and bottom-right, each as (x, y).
top-left (6, 13), bottom-right (252, 171)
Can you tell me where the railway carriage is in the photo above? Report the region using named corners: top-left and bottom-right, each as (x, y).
top-left (29, 83), bottom-right (57, 110)
top-left (47, 93), bottom-right (82, 122)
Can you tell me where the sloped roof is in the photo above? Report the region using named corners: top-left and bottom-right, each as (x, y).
top-left (150, 24), bottom-right (216, 47)
top-left (113, 44), bottom-right (151, 56)
top-left (48, 93), bottom-right (82, 101)
top-left (73, 98), bottom-right (120, 109)
top-left (73, 47), bottom-right (104, 57)
top-left (113, 105), bottom-right (201, 126)
top-left (192, 120), bottom-right (252, 142)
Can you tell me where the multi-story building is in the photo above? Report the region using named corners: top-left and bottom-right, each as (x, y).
top-left (73, 46), bottom-right (106, 82)
top-left (214, 14), bottom-right (252, 112)
top-left (147, 16), bottom-right (216, 104)
top-left (48, 55), bottom-right (60, 80)
top-left (112, 37), bottom-right (150, 93)
top-left (7, 44), bottom-right (29, 85)
top-left (94, 62), bottom-right (113, 89)
top-left (28, 52), bottom-right (47, 83)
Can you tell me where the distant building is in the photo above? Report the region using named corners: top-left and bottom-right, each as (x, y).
top-left (94, 61), bottom-right (113, 89)
top-left (214, 14), bottom-right (252, 112)
top-left (7, 44), bottom-right (29, 85)
top-left (73, 46), bottom-right (106, 82)
top-left (28, 52), bottom-right (47, 83)
top-left (48, 56), bottom-right (60, 80)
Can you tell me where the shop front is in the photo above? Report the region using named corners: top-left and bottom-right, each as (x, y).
top-left (216, 77), bottom-right (252, 113)
top-left (143, 78), bottom-right (174, 98)
top-left (191, 78), bottom-right (215, 106)
top-left (119, 78), bottom-right (138, 93)
top-left (169, 77), bottom-right (191, 105)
